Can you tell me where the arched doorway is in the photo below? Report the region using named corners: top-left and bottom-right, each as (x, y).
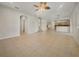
top-left (20, 15), bottom-right (27, 35)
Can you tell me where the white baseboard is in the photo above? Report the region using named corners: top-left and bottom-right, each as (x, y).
top-left (0, 34), bottom-right (20, 40)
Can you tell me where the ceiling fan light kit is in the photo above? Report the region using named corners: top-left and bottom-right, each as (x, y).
top-left (34, 2), bottom-right (50, 11)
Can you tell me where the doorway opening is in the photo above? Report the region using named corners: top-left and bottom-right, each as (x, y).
top-left (20, 15), bottom-right (27, 35)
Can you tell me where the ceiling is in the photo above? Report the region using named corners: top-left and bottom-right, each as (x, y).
top-left (0, 2), bottom-right (78, 20)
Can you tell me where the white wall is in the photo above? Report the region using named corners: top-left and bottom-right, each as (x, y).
top-left (0, 6), bottom-right (24, 39)
top-left (70, 3), bottom-right (79, 44)
top-left (27, 16), bottom-right (39, 34)
top-left (0, 5), bottom-right (48, 40)
top-left (0, 6), bottom-right (40, 39)
top-left (0, 5), bottom-right (76, 40)
top-left (41, 19), bottom-right (47, 31)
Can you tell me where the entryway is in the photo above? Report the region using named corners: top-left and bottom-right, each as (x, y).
top-left (20, 15), bottom-right (27, 35)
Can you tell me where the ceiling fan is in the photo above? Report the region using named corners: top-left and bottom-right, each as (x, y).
top-left (34, 2), bottom-right (50, 11)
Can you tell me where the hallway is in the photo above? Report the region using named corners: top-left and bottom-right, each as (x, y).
top-left (0, 31), bottom-right (79, 57)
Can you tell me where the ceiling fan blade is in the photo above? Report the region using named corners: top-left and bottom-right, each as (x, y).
top-left (34, 5), bottom-right (39, 7)
top-left (40, 2), bottom-right (43, 4)
top-left (44, 2), bottom-right (47, 5)
top-left (45, 6), bottom-right (50, 9)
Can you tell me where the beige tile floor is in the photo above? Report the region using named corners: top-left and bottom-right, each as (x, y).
top-left (0, 31), bottom-right (79, 57)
